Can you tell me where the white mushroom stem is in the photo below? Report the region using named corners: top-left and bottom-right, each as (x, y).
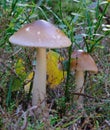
top-left (75, 71), bottom-right (84, 107)
top-left (32, 48), bottom-right (46, 107)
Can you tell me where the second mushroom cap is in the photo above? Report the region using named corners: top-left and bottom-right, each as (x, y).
top-left (70, 50), bottom-right (98, 73)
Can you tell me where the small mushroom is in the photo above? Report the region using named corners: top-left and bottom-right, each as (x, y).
top-left (70, 50), bottom-right (98, 107)
top-left (9, 20), bottom-right (71, 107)
top-left (58, 50), bottom-right (98, 108)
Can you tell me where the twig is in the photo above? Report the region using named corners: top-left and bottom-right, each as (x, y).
top-left (71, 92), bottom-right (96, 99)
top-left (21, 111), bottom-right (28, 130)
top-left (48, 99), bottom-right (55, 113)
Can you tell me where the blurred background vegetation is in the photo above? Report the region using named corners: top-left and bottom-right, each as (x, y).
top-left (0, 0), bottom-right (110, 129)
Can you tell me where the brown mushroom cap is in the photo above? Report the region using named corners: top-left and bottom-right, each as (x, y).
top-left (70, 50), bottom-right (98, 73)
top-left (9, 20), bottom-right (71, 48)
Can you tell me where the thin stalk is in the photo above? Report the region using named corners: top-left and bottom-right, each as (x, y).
top-left (95, 0), bottom-right (99, 19)
top-left (59, 0), bottom-right (63, 19)
top-left (89, 3), bottom-right (109, 52)
top-left (65, 29), bottom-right (74, 101)
top-left (82, 0), bottom-right (93, 52)
top-left (85, 11), bottom-right (93, 39)
top-left (65, 44), bottom-right (72, 101)
top-left (84, 37), bottom-right (89, 53)
top-left (94, 3), bottom-right (109, 35)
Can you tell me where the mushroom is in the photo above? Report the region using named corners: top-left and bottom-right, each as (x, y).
top-left (70, 50), bottom-right (98, 107)
top-left (58, 50), bottom-right (98, 107)
top-left (9, 20), bottom-right (71, 107)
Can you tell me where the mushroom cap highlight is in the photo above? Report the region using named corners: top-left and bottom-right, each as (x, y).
top-left (70, 50), bottom-right (98, 73)
top-left (9, 20), bottom-right (71, 48)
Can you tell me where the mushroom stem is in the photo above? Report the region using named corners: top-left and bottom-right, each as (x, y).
top-left (75, 71), bottom-right (84, 107)
top-left (32, 48), bottom-right (46, 107)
